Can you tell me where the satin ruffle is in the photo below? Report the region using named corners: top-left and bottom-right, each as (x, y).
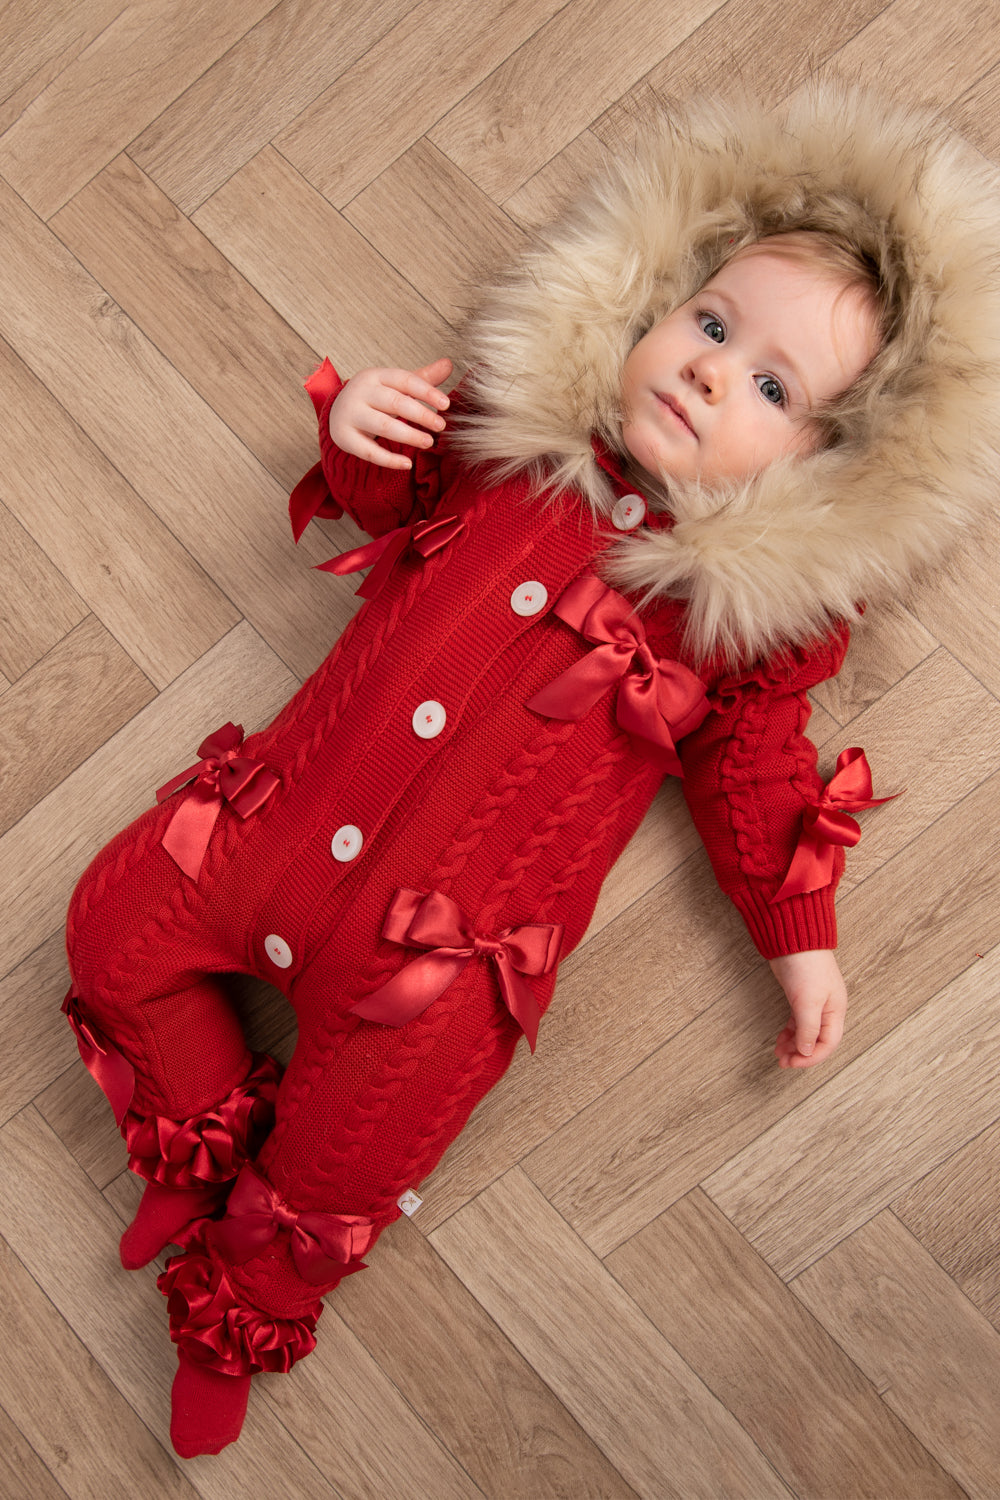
top-left (125, 1053), bottom-right (281, 1189)
top-left (158, 1246), bottom-right (318, 1376)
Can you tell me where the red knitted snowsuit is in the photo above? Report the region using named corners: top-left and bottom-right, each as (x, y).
top-left (64, 361), bottom-right (846, 1385)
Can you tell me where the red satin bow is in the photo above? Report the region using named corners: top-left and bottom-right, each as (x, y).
top-left (212, 1164), bottom-right (376, 1284)
top-left (771, 747), bottom-right (897, 902)
top-left (526, 573), bottom-right (709, 775)
top-left (156, 722), bottom-right (280, 881)
top-left (61, 990), bottom-right (135, 1126)
top-left (315, 513), bottom-right (464, 600)
top-left (351, 889), bottom-right (563, 1052)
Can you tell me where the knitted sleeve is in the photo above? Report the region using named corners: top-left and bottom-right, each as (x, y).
top-left (677, 624), bottom-right (851, 959)
top-left (289, 359), bottom-right (444, 543)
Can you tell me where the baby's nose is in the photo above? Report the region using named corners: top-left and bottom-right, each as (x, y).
top-left (686, 352), bottom-right (726, 400)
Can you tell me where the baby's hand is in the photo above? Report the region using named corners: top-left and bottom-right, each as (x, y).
top-left (768, 949), bottom-right (847, 1069)
top-left (328, 358), bottom-right (453, 470)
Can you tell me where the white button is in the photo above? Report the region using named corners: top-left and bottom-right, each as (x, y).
top-left (264, 934), bottom-right (293, 969)
top-left (331, 824), bottom-right (363, 862)
top-left (612, 494), bottom-right (646, 530)
top-left (412, 700), bottom-right (446, 739)
top-left (510, 581), bottom-right (547, 617)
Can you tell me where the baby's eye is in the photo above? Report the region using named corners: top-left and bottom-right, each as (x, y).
top-left (755, 374), bottom-right (786, 407)
top-left (698, 313), bottom-right (725, 343)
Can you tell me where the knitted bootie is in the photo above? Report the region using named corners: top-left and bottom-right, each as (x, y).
top-left (170, 1350), bottom-right (251, 1458)
top-left (120, 1179), bottom-right (225, 1270)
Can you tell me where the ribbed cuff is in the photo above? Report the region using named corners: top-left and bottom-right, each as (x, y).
top-left (731, 884), bottom-right (838, 959)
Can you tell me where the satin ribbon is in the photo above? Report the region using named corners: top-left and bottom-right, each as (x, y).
top-left (156, 722), bottom-right (280, 881)
top-left (525, 573), bottom-right (709, 775)
top-left (351, 888), bottom-right (563, 1052)
top-left (316, 513), bottom-right (465, 600)
top-left (771, 747), bottom-right (897, 902)
top-left (289, 359), bottom-right (346, 540)
top-left (212, 1164), bottom-right (376, 1284)
top-left (289, 460), bottom-right (344, 539)
top-left (61, 990), bottom-right (135, 1127)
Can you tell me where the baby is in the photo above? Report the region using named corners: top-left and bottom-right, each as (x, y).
top-left (331, 231), bottom-right (885, 1069)
top-left (62, 88), bottom-right (1000, 1457)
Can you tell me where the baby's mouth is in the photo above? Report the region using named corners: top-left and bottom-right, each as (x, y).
top-left (656, 393), bottom-right (697, 438)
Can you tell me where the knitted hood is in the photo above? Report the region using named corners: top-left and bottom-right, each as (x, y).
top-left (454, 86), bottom-right (1000, 665)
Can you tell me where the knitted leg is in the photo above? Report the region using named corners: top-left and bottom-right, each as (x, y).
top-left (158, 969), bottom-right (521, 1457)
top-left (65, 809), bottom-right (279, 1266)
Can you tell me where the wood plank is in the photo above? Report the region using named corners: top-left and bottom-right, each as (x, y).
top-left (0, 498), bottom-right (86, 683)
top-left (415, 845), bottom-right (757, 1233)
top-left (0, 1107), bottom-right (344, 1499)
top-left (0, 1230), bottom-right (198, 1500)
top-left (595, 0), bottom-right (886, 138)
top-left (36, 1055), bottom-right (126, 1193)
top-left (274, 0), bottom-right (564, 209)
top-left (193, 146), bottom-right (456, 373)
top-left (894, 1116), bottom-right (1000, 1329)
top-left (335, 1213), bottom-right (639, 1499)
top-left (0, 934), bottom-right (77, 1130)
top-left (522, 768), bottom-right (1000, 1256)
top-left (259, 1301), bottom-right (481, 1500)
top-left (429, 0), bottom-right (722, 204)
top-left (0, 176), bottom-right (349, 681)
top-left (908, 512), bottom-right (1000, 701)
top-left (0, 328), bottom-right (238, 691)
top-left (130, 0), bottom-right (416, 215)
top-left (812, 648), bottom-right (1000, 891)
top-left (0, 0), bottom-right (121, 136)
top-left (502, 130), bottom-right (611, 228)
top-left (704, 945), bottom-right (1000, 1279)
top-left (0, 622), bottom-right (298, 982)
top-left (607, 1190), bottom-right (962, 1498)
top-left (0, 1397), bottom-right (68, 1500)
top-left (52, 154), bottom-right (322, 493)
top-left (947, 58), bottom-right (1000, 161)
top-left (809, 602), bottom-right (938, 726)
top-left (794, 1211), bottom-right (1000, 1499)
top-left (0, 615), bottom-right (155, 836)
top-left (344, 140), bottom-right (527, 328)
top-left (0, 0), bottom-right (275, 219)
top-left (430, 1169), bottom-right (791, 1499)
top-left (807, 0), bottom-right (1000, 112)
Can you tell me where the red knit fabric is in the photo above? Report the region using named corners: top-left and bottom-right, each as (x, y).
top-left (64, 358), bottom-right (850, 1451)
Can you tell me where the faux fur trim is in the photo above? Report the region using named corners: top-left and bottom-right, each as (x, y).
top-left (454, 85), bottom-right (1000, 664)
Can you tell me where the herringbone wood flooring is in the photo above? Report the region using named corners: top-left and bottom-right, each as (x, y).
top-left (1, 3), bottom-right (999, 1496)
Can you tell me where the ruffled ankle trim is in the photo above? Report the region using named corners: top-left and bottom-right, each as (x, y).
top-left (125, 1053), bottom-right (281, 1189)
top-left (158, 1244), bottom-right (319, 1376)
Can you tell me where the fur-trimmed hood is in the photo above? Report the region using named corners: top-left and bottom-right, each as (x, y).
top-left (454, 86), bottom-right (1000, 665)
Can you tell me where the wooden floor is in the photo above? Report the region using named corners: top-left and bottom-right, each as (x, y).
top-left (2, 2), bottom-right (1000, 1496)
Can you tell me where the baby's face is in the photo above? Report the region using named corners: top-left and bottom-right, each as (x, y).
top-left (620, 247), bottom-right (879, 487)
